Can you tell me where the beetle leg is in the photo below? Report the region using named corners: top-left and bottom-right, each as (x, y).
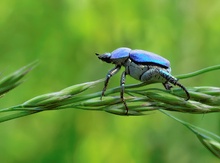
top-left (175, 82), bottom-right (190, 101)
top-left (140, 68), bottom-right (159, 82)
top-left (158, 69), bottom-right (190, 101)
top-left (101, 65), bottom-right (121, 100)
top-left (120, 71), bottom-right (129, 114)
top-left (163, 81), bottom-right (172, 90)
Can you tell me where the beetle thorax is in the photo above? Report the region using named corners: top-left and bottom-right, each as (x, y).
top-left (111, 57), bottom-right (128, 65)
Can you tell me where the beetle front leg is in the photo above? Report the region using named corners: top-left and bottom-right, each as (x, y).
top-left (101, 65), bottom-right (121, 100)
top-left (120, 71), bottom-right (129, 114)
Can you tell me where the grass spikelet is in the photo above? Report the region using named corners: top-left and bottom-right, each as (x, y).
top-left (22, 79), bottom-right (104, 108)
top-left (0, 61), bottom-right (37, 96)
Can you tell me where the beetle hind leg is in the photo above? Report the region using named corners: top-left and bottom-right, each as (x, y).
top-left (158, 69), bottom-right (190, 101)
top-left (164, 80), bottom-right (190, 101)
top-left (162, 81), bottom-right (172, 90)
top-left (175, 82), bottom-right (190, 101)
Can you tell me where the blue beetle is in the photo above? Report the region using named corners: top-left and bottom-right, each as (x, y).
top-left (96, 47), bottom-right (190, 113)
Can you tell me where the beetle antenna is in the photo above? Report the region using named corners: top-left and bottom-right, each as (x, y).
top-left (176, 82), bottom-right (190, 101)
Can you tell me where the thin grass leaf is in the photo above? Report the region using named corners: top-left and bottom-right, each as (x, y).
top-left (176, 64), bottom-right (220, 79)
top-left (160, 110), bottom-right (220, 158)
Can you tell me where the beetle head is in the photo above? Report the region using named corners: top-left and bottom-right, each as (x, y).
top-left (96, 53), bottom-right (112, 63)
top-left (96, 47), bottom-right (131, 65)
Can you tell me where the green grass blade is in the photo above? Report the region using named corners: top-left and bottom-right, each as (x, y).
top-left (0, 110), bottom-right (41, 123)
top-left (160, 110), bottom-right (220, 158)
top-left (176, 64), bottom-right (220, 79)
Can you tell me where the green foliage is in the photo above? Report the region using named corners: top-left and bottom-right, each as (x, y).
top-left (1, 0), bottom-right (220, 162)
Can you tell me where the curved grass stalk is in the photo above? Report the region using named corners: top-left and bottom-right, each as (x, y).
top-left (0, 64), bottom-right (219, 119)
top-left (0, 63), bottom-right (219, 158)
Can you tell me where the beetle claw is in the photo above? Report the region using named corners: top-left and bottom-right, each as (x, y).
top-left (176, 82), bottom-right (190, 101)
top-left (163, 82), bottom-right (173, 90)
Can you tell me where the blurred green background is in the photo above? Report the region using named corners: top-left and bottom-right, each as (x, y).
top-left (0, 0), bottom-right (220, 162)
